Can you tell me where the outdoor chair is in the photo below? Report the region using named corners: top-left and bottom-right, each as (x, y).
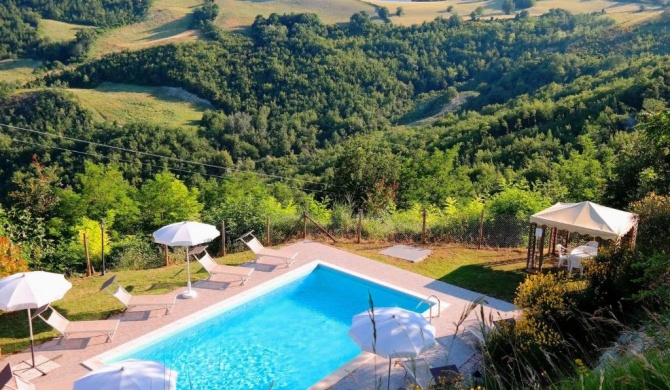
top-left (568, 256), bottom-right (585, 277)
top-left (100, 276), bottom-right (176, 315)
top-left (555, 244), bottom-right (569, 268)
top-left (190, 246), bottom-right (254, 285)
top-left (585, 240), bottom-right (599, 249)
top-left (400, 358), bottom-right (460, 389)
top-left (0, 363), bottom-right (35, 390)
top-left (35, 305), bottom-right (119, 343)
top-left (238, 231), bottom-right (297, 268)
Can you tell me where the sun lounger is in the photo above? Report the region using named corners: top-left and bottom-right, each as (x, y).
top-left (400, 358), bottom-right (460, 389)
top-left (100, 276), bottom-right (176, 315)
top-left (190, 247), bottom-right (254, 285)
top-left (0, 363), bottom-right (35, 390)
top-left (238, 232), bottom-right (297, 267)
top-left (35, 305), bottom-right (119, 343)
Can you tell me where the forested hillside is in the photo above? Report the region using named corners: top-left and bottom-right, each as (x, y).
top-left (0, 9), bottom-right (669, 273)
top-left (16, 0), bottom-right (152, 27)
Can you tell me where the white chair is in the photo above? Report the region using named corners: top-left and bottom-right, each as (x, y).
top-left (0, 364), bottom-right (35, 390)
top-left (585, 240), bottom-right (599, 249)
top-left (238, 232), bottom-right (297, 268)
top-left (192, 248), bottom-right (254, 285)
top-left (556, 244), bottom-right (569, 268)
top-left (100, 276), bottom-right (176, 315)
top-left (568, 255), bottom-right (586, 277)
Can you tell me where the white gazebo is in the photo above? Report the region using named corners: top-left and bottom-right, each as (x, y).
top-left (526, 201), bottom-right (638, 270)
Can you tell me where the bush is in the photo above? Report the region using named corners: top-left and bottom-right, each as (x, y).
top-left (109, 236), bottom-right (163, 270)
top-left (630, 193), bottom-right (670, 256)
top-left (585, 249), bottom-right (645, 315)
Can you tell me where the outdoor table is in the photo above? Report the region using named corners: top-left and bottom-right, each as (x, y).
top-left (568, 246), bottom-right (597, 273)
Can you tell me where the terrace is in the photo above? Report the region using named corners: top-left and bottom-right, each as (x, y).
top-left (1, 241), bottom-right (519, 389)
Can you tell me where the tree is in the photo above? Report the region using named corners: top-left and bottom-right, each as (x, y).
top-left (77, 161), bottom-right (139, 231)
top-left (396, 7), bottom-right (404, 17)
top-left (0, 237), bottom-right (28, 277)
top-left (138, 172), bottom-right (203, 229)
top-left (378, 6), bottom-right (390, 23)
top-left (8, 158), bottom-right (61, 219)
top-left (502, 0), bottom-right (515, 14)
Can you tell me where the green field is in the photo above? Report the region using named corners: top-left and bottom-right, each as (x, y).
top-left (86, 0), bottom-right (663, 57)
top-left (91, 0), bottom-right (203, 57)
top-left (68, 83), bottom-right (212, 130)
top-left (0, 59), bottom-right (42, 84)
top-left (38, 19), bottom-right (92, 43)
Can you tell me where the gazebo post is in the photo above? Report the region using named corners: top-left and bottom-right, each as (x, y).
top-left (526, 223), bottom-right (537, 271)
top-left (565, 230), bottom-right (570, 248)
top-left (538, 225), bottom-right (547, 271)
top-left (550, 227), bottom-right (558, 256)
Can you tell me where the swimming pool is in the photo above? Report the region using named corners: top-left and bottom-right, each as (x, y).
top-left (101, 263), bottom-right (433, 389)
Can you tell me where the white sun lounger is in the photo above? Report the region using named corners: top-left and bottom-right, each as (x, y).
top-left (238, 232), bottom-right (297, 268)
top-left (35, 305), bottom-right (119, 343)
top-left (191, 247), bottom-right (254, 285)
top-left (400, 358), bottom-right (460, 389)
top-left (100, 276), bottom-right (176, 315)
top-left (0, 363), bottom-right (36, 390)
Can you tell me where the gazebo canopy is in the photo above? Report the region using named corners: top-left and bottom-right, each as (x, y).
top-left (530, 201), bottom-right (637, 240)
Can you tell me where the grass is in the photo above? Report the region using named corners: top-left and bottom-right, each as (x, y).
top-left (334, 242), bottom-right (527, 302)
top-left (83, 0), bottom-right (663, 56)
top-left (67, 82), bottom-right (212, 130)
top-left (38, 19), bottom-right (92, 43)
top-left (0, 59), bottom-right (42, 84)
top-left (0, 250), bottom-right (254, 355)
top-left (91, 0), bottom-right (203, 57)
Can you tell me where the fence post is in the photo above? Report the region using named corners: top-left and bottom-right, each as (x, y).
top-left (477, 209), bottom-right (485, 250)
top-left (357, 209), bottom-right (362, 244)
top-left (266, 216), bottom-right (271, 246)
top-left (303, 212), bottom-right (307, 239)
top-left (422, 208), bottom-right (427, 244)
top-left (83, 232), bottom-right (92, 277)
top-left (221, 220), bottom-right (226, 257)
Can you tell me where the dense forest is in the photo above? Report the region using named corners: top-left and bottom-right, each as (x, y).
top-left (2, 4), bottom-right (670, 389)
top-left (16, 0), bottom-right (152, 27)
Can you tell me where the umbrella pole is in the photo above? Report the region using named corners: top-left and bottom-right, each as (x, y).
top-left (185, 246), bottom-right (191, 293)
top-left (28, 308), bottom-right (36, 368)
top-left (387, 358), bottom-right (391, 390)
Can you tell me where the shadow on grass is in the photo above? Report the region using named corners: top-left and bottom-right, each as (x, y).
top-left (425, 264), bottom-right (526, 305)
top-left (144, 15), bottom-right (193, 42)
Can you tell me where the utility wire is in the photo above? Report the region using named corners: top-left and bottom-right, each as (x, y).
top-left (0, 123), bottom-right (328, 187)
top-left (8, 136), bottom-right (328, 194)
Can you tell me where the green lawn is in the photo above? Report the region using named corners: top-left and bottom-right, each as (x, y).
top-left (67, 82), bottom-right (212, 130)
top-left (0, 250), bottom-right (254, 355)
top-left (335, 243), bottom-right (528, 302)
top-left (0, 243), bottom-right (526, 356)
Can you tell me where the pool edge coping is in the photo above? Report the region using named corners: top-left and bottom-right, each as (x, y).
top-left (82, 259), bottom-right (450, 388)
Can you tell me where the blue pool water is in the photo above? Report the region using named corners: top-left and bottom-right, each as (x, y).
top-left (109, 264), bottom-right (431, 390)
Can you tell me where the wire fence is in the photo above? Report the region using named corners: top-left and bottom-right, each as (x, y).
top-left (211, 209), bottom-right (531, 256)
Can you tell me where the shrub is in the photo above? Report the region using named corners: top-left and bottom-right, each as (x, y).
top-left (630, 193), bottom-right (670, 256)
top-left (109, 236), bottom-right (163, 270)
top-left (585, 249), bottom-right (645, 315)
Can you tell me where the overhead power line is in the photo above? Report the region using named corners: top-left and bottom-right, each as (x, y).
top-left (0, 122), bottom-right (328, 188)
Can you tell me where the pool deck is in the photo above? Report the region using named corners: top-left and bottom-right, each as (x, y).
top-left (2, 240), bottom-right (518, 390)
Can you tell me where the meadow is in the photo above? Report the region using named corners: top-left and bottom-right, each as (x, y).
top-left (66, 83), bottom-right (212, 130)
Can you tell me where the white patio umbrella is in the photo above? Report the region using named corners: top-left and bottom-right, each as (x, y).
top-left (153, 221), bottom-right (220, 299)
top-left (348, 307), bottom-right (436, 390)
top-left (73, 359), bottom-right (178, 390)
top-left (0, 271), bottom-right (72, 368)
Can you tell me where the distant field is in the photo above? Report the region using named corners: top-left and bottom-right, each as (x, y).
top-left (218, 0), bottom-right (374, 29)
top-left (83, 0), bottom-right (662, 56)
top-left (67, 83), bottom-right (212, 130)
top-left (0, 59), bottom-right (42, 84)
top-left (38, 19), bottom-right (92, 43)
top-left (91, 0), bottom-right (203, 57)
top-left (218, 0), bottom-right (663, 29)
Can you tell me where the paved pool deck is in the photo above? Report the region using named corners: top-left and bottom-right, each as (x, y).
top-left (2, 240), bottom-right (518, 389)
